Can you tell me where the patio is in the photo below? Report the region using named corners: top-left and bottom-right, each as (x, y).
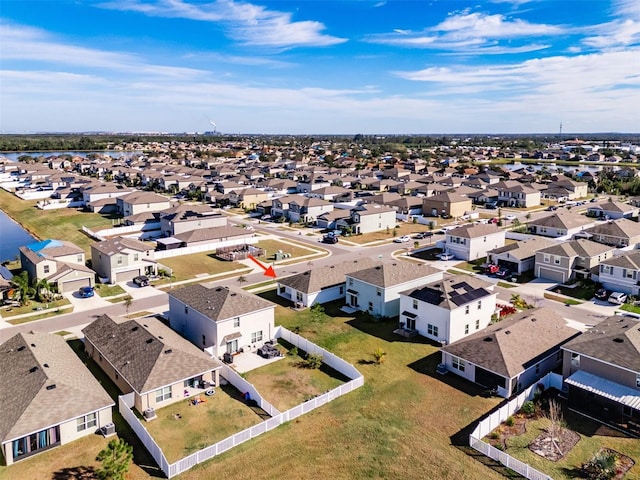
top-left (228, 348), bottom-right (286, 373)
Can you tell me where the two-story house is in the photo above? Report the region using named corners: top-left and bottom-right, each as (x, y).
top-left (228, 187), bottom-right (270, 210)
top-left (116, 191), bottom-right (171, 217)
top-left (345, 262), bottom-right (443, 318)
top-left (562, 316), bottom-right (640, 429)
top-left (168, 284), bottom-right (276, 359)
top-left (399, 274), bottom-right (497, 345)
top-left (422, 192), bottom-right (471, 218)
top-left (534, 239), bottom-right (615, 283)
top-left (443, 224), bottom-right (505, 261)
top-left (90, 236), bottom-right (157, 284)
top-left (336, 204), bottom-right (396, 234)
top-left (19, 239), bottom-right (94, 294)
top-left (583, 218), bottom-right (640, 248)
top-left (159, 204), bottom-right (227, 237)
top-left (288, 197), bottom-right (334, 224)
top-left (527, 211), bottom-right (596, 238)
top-left (495, 181), bottom-right (541, 208)
top-left (596, 250), bottom-right (640, 296)
top-left (543, 179), bottom-right (589, 201)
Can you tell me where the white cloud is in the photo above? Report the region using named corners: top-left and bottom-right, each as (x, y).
top-left (582, 19), bottom-right (640, 49)
top-left (98, 0), bottom-right (347, 49)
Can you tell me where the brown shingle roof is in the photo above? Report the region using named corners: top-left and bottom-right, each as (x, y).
top-left (277, 258), bottom-right (377, 294)
top-left (347, 261), bottom-right (441, 288)
top-left (91, 236), bottom-right (151, 255)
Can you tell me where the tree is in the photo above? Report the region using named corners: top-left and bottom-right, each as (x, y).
top-left (11, 271), bottom-right (33, 306)
top-left (123, 296), bottom-right (133, 317)
top-left (309, 303), bottom-right (325, 322)
top-left (373, 347), bottom-right (386, 365)
top-left (95, 438), bottom-right (134, 480)
top-left (237, 275), bottom-right (247, 285)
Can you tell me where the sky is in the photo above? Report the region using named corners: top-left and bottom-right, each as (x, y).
top-left (1, 0), bottom-right (639, 135)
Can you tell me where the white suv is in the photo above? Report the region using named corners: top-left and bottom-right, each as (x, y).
top-left (608, 292), bottom-right (628, 305)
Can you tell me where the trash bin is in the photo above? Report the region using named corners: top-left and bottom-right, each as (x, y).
top-left (223, 352), bottom-right (233, 364)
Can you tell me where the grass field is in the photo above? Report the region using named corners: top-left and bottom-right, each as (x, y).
top-left (156, 253), bottom-right (248, 282)
top-left (0, 188), bottom-right (116, 255)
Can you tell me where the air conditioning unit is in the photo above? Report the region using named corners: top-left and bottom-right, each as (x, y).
top-left (143, 408), bottom-right (156, 421)
top-left (100, 423), bottom-right (116, 437)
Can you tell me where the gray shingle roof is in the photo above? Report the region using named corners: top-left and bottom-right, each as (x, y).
top-left (562, 315), bottom-right (640, 372)
top-left (447, 223), bottom-right (502, 239)
top-left (347, 261), bottom-right (441, 288)
top-left (402, 274), bottom-right (494, 310)
top-left (599, 250), bottom-right (640, 269)
top-left (488, 237), bottom-right (556, 260)
top-left (536, 239), bottom-right (614, 258)
top-left (82, 314), bottom-right (222, 394)
top-left (442, 307), bottom-right (579, 378)
top-left (0, 332), bottom-right (114, 442)
top-left (91, 236), bottom-right (151, 255)
top-left (169, 284), bottom-right (275, 321)
top-left (173, 226), bottom-right (251, 243)
top-left (585, 218), bottom-right (640, 239)
top-left (530, 211), bottom-right (594, 230)
top-left (277, 257), bottom-right (377, 294)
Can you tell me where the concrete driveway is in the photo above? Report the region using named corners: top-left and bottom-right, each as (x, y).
top-left (65, 290), bottom-right (112, 313)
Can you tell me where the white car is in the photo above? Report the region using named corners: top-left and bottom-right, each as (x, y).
top-left (439, 253), bottom-right (456, 261)
top-left (394, 235), bottom-right (411, 243)
top-left (608, 292), bottom-right (628, 305)
top-left (504, 214), bottom-right (517, 221)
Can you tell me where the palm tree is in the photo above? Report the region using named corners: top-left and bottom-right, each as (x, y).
top-left (35, 278), bottom-right (52, 303)
top-left (11, 271), bottom-right (33, 306)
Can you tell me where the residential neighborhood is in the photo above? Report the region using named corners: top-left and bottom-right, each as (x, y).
top-left (2, 134), bottom-right (640, 479)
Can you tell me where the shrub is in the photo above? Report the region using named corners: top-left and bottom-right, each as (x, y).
top-left (288, 346), bottom-right (299, 357)
top-left (304, 353), bottom-right (323, 369)
top-left (521, 400), bottom-right (536, 416)
top-left (489, 431), bottom-right (500, 440)
top-left (505, 416), bottom-right (515, 427)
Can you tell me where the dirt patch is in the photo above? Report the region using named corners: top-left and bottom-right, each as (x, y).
top-left (486, 414), bottom-right (528, 449)
top-left (529, 427), bottom-right (581, 461)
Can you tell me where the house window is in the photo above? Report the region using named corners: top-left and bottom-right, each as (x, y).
top-left (155, 386), bottom-right (172, 403)
top-left (251, 331), bottom-right (263, 343)
top-left (133, 254), bottom-right (139, 261)
top-left (477, 300), bottom-right (482, 310)
top-left (76, 412), bottom-right (97, 432)
top-left (636, 374), bottom-right (640, 389)
top-left (77, 254), bottom-right (83, 263)
top-left (184, 306), bottom-right (188, 314)
top-left (202, 334), bottom-right (206, 346)
top-left (571, 353), bottom-right (580, 367)
top-left (626, 269), bottom-right (635, 279)
top-left (452, 357), bottom-right (465, 372)
top-left (543, 254), bottom-right (550, 263)
top-left (348, 278), bottom-right (353, 286)
top-left (279, 285), bottom-right (286, 294)
top-left (377, 289), bottom-right (382, 297)
top-left (554, 256), bottom-right (561, 265)
top-left (296, 292), bottom-right (303, 302)
top-left (427, 324), bottom-right (438, 337)
top-left (44, 265), bottom-right (50, 274)
top-left (412, 299), bottom-right (418, 309)
top-left (368, 302), bottom-right (373, 311)
top-left (117, 256), bottom-right (123, 265)
top-left (233, 317), bottom-right (240, 327)
top-left (339, 286), bottom-right (344, 295)
top-left (464, 324), bottom-right (469, 334)
top-left (475, 319), bottom-right (480, 330)
top-left (465, 305), bottom-right (470, 315)
top-left (535, 364), bottom-right (540, 375)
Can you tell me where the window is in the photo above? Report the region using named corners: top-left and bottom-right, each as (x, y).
top-left (184, 306), bottom-right (188, 314)
top-left (133, 253), bottom-right (139, 261)
top-left (475, 319), bottom-right (480, 330)
top-left (77, 412), bottom-right (97, 432)
top-left (296, 291), bottom-right (303, 302)
top-left (279, 285), bottom-right (286, 294)
top-left (77, 254), bottom-right (83, 263)
top-left (377, 289), bottom-right (382, 297)
top-left (339, 286), bottom-right (344, 295)
top-left (233, 317), bottom-right (240, 327)
top-left (626, 269), bottom-right (635, 279)
top-left (202, 334), bottom-right (206, 346)
top-left (155, 386), bottom-right (172, 403)
top-left (348, 278), bottom-right (353, 286)
top-left (465, 305), bottom-right (470, 315)
top-left (535, 364), bottom-right (540, 375)
top-left (477, 300), bottom-right (482, 310)
top-left (368, 302), bottom-right (373, 311)
top-left (554, 256), bottom-right (561, 265)
top-left (43, 265), bottom-right (50, 274)
top-left (427, 324), bottom-right (438, 337)
top-left (452, 357), bottom-right (465, 372)
top-left (251, 331), bottom-right (263, 343)
top-left (464, 324), bottom-right (469, 334)
top-left (413, 299), bottom-right (418, 310)
top-left (636, 374), bottom-right (640, 389)
top-left (543, 254), bottom-right (550, 263)
top-left (571, 353), bottom-right (580, 367)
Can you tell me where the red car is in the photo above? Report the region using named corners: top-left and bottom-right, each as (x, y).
top-left (488, 217), bottom-right (499, 224)
top-left (485, 264), bottom-right (499, 275)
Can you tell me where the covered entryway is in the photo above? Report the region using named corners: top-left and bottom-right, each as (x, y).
top-left (115, 269), bottom-right (140, 283)
top-left (537, 267), bottom-right (565, 283)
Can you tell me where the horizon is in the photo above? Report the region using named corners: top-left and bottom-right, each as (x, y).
top-left (1, 0), bottom-right (639, 134)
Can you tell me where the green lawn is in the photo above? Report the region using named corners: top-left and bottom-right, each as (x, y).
top-left (0, 188), bottom-right (117, 255)
top-left (156, 253), bottom-right (248, 282)
top-left (620, 303), bottom-right (640, 315)
top-left (553, 282), bottom-right (598, 301)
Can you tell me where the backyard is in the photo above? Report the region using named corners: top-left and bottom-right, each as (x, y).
top-left (155, 253), bottom-right (250, 283)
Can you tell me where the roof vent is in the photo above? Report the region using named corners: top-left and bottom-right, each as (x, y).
top-left (613, 338), bottom-right (624, 343)
top-left (330, 265), bottom-right (335, 268)
top-left (44, 363), bottom-right (49, 368)
top-left (375, 266), bottom-right (381, 270)
top-left (143, 324), bottom-right (148, 327)
top-left (131, 326), bottom-right (139, 331)
top-left (483, 337), bottom-right (493, 342)
top-left (29, 366), bottom-right (39, 373)
top-left (46, 384), bottom-right (56, 390)
top-left (17, 346), bottom-right (25, 352)
top-left (146, 338), bottom-right (153, 344)
top-left (31, 343), bottom-right (36, 347)
top-left (158, 335), bottom-right (164, 339)
top-left (505, 330), bottom-right (511, 335)
top-left (215, 287), bottom-right (223, 292)
top-left (230, 293), bottom-right (237, 297)
top-left (531, 318), bottom-right (537, 322)
top-left (164, 349), bottom-right (173, 354)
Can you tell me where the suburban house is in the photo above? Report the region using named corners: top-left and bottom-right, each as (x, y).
top-left (583, 218), bottom-right (640, 248)
top-left (116, 191), bottom-right (172, 217)
top-left (561, 315), bottom-right (640, 428)
top-left (83, 314), bottom-right (222, 415)
top-left (316, 210), bottom-right (352, 230)
top-left (18, 239), bottom-right (95, 294)
top-left (159, 204), bottom-right (227, 237)
top-left (90, 236), bottom-right (157, 284)
top-left (398, 274), bottom-right (497, 345)
top-left (287, 197), bottom-right (334, 224)
top-left (168, 284), bottom-right (276, 359)
top-left (487, 237), bottom-right (556, 274)
top-left (158, 225), bottom-right (254, 250)
top-left (228, 187), bottom-right (270, 210)
top-left (543, 179), bottom-right (588, 201)
top-left (344, 262), bottom-right (443, 318)
top-left (336, 204), bottom-right (396, 235)
top-left (495, 181), bottom-right (541, 208)
top-left (422, 192), bottom-right (472, 219)
top-left (596, 250), bottom-right (640, 296)
top-left (0, 332), bottom-right (114, 465)
top-left (587, 201), bottom-right (639, 220)
top-left (276, 258), bottom-right (376, 308)
top-left (443, 224), bottom-right (505, 261)
top-left (440, 308), bottom-right (579, 398)
top-left (534, 239), bottom-right (615, 283)
top-left (527, 211), bottom-right (596, 238)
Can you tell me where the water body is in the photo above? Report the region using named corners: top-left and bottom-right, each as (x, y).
top-left (0, 209), bottom-right (36, 263)
top-left (0, 151), bottom-right (142, 161)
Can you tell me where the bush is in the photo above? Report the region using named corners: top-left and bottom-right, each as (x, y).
top-left (505, 416), bottom-right (515, 427)
top-left (521, 400), bottom-right (536, 416)
top-left (304, 353), bottom-right (323, 369)
top-left (288, 346), bottom-right (299, 357)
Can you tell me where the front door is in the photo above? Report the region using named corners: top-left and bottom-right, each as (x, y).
top-left (406, 317), bottom-right (416, 330)
top-left (226, 339), bottom-right (238, 354)
top-left (349, 294), bottom-right (358, 307)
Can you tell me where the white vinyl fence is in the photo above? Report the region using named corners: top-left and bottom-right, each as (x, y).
top-left (468, 372), bottom-right (563, 480)
top-left (118, 326), bottom-right (364, 478)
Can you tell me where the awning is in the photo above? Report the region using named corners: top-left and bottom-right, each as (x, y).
top-left (221, 332), bottom-right (242, 343)
top-left (346, 289), bottom-right (359, 295)
top-left (402, 311), bottom-right (417, 319)
top-left (565, 370), bottom-right (640, 410)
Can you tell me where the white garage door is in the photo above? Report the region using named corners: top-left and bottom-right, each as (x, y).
top-left (116, 269), bottom-right (140, 283)
top-left (60, 278), bottom-right (91, 293)
top-left (537, 267), bottom-right (565, 283)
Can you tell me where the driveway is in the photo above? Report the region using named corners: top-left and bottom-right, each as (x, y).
top-left (65, 290), bottom-right (112, 313)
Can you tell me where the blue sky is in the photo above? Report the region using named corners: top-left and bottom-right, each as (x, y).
top-left (1, 0), bottom-right (639, 134)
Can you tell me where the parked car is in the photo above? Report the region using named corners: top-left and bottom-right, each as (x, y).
top-left (439, 253), bottom-right (456, 261)
top-left (415, 232), bottom-right (433, 239)
top-left (504, 214), bottom-right (516, 221)
top-left (485, 202), bottom-right (498, 210)
top-left (590, 198), bottom-right (598, 203)
top-left (495, 268), bottom-right (511, 279)
top-left (594, 288), bottom-right (609, 300)
top-left (322, 235), bottom-right (338, 244)
top-left (79, 286), bottom-right (94, 298)
top-left (608, 291), bottom-right (628, 305)
top-left (545, 205), bottom-right (558, 211)
top-left (133, 275), bottom-right (150, 287)
top-left (485, 264), bottom-right (500, 275)
top-left (394, 235), bottom-right (411, 243)
top-left (488, 217), bottom-right (499, 224)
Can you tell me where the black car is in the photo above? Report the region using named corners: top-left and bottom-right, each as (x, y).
top-left (594, 288), bottom-right (609, 300)
top-left (495, 268), bottom-right (510, 279)
top-left (133, 275), bottom-right (150, 287)
top-left (415, 232), bottom-right (433, 239)
top-left (322, 235), bottom-right (338, 244)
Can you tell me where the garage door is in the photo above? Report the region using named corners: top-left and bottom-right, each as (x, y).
top-left (116, 269), bottom-right (140, 283)
top-left (497, 259), bottom-right (519, 272)
top-left (60, 278), bottom-right (90, 293)
top-left (537, 267), bottom-right (565, 283)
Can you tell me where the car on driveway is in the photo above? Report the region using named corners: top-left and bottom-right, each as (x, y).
top-left (608, 291), bottom-right (628, 305)
top-left (133, 275), bottom-right (150, 287)
top-left (495, 268), bottom-right (511, 279)
top-left (394, 235), bottom-right (411, 243)
top-left (79, 286), bottom-right (95, 298)
top-left (439, 253), bottom-right (456, 261)
top-left (594, 288), bottom-right (609, 300)
top-left (504, 214), bottom-right (517, 221)
top-left (415, 232), bottom-right (433, 239)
